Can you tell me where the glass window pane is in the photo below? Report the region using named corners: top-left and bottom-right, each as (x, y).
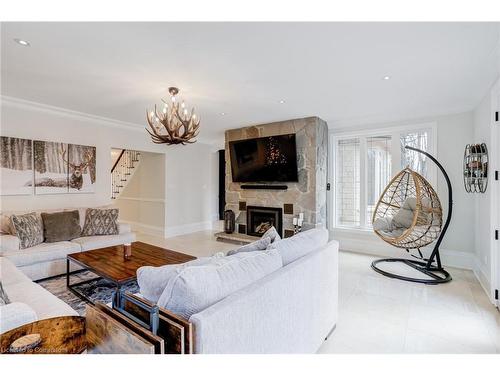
top-left (366, 136), bottom-right (392, 225)
top-left (401, 131), bottom-right (429, 177)
top-left (336, 138), bottom-right (360, 227)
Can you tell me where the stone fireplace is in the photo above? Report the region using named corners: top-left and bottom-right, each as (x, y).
top-left (225, 116), bottom-right (328, 236)
top-left (246, 206), bottom-right (283, 237)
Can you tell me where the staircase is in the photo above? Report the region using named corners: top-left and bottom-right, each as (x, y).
top-left (111, 149), bottom-right (141, 199)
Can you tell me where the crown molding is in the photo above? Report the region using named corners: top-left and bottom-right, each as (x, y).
top-left (328, 105), bottom-right (475, 130)
top-left (0, 95), bottom-right (219, 145)
top-left (1, 95), bottom-right (145, 131)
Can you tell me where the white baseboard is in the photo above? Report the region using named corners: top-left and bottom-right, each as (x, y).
top-left (473, 259), bottom-right (494, 303)
top-left (165, 220), bottom-right (214, 238)
top-left (121, 220), bottom-right (165, 237)
top-left (331, 229), bottom-right (475, 270)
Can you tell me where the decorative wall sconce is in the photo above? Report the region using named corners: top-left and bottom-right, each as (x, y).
top-left (463, 143), bottom-right (488, 193)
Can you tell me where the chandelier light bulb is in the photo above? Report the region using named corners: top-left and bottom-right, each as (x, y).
top-left (150, 111), bottom-right (154, 117)
top-left (192, 114), bottom-right (197, 119)
top-left (163, 106), bottom-right (167, 114)
top-left (183, 109), bottom-right (188, 115)
top-left (171, 95), bottom-right (176, 102)
top-left (181, 102), bottom-right (185, 109)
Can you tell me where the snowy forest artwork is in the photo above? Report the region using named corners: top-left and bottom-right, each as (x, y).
top-left (33, 140), bottom-right (70, 194)
top-left (32, 140), bottom-right (96, 194)
top-left (0, 136), bottom-right (33, 195)
top-left (68, 143), bottom-right (96, 193)
top-left (1, 137), bottom-right (97, 195)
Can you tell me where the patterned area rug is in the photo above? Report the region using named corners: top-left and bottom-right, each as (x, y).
top-left (37, 271), bottom-right (139, 316)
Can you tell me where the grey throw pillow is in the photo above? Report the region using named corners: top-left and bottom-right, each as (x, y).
top-left (10, 212), bottom-right (44, 249)
top-left (227, 236), bottom-right (271, 256)
top-left (41, 210), bottom-right (81, 242)
top-left (262, 226), bottom-right (281, 243)
top-left (81, 208), bottom-right (119, 236)
top-left (0, 282), bottom-right (10, 306)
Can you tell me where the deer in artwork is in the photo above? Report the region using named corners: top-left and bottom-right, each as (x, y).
top-left (60, 146), bottom-right (94, 190)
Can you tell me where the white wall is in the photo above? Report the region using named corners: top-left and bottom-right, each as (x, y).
top-left (164, 144), bottom-right (220, 237)
top-left (0, 96), bottom-right (219, 236)
top-left (330, 111), bottom-right (477, 269)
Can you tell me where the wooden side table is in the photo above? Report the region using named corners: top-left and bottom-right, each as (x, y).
top-left (0, 316), bottom-right (86, 354)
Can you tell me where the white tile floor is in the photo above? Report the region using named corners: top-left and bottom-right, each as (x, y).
top-left (137, 230), bottom-right (500, 354)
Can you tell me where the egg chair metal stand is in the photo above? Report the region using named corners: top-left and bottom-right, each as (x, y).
top-left (370, 146), bottom-right (452, 284)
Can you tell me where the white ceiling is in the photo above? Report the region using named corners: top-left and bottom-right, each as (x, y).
top-left (1, 22), bottom-right (499, 143)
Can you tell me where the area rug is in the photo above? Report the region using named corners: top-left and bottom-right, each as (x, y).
top-left (37, 271), bottom-right (139, 316)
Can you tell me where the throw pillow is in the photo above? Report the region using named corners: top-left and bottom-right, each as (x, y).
top-left (261, 226), bottom-right (281, 243)
top-left (41, 210), bottom-right (81, 243)
top-left (81, 208), bottom-right (119, 236)
top-left (157, 248), bottom-right (283, 319)
top-left (137, 257), bottom-right (214, 303)
top-left (267, 228), bottom-right (329, 266)
top-left (226, 236), bottom-right (271, 256)
top-left (10, 212), bottom-right (44, 249)
top-left (0, 282), bottom-right (10, 306)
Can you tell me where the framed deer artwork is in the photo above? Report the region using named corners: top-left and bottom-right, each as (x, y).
top-left (68, 143), bottom-right (96, 193)
top-left (32, 140), bottom-right (96, 195)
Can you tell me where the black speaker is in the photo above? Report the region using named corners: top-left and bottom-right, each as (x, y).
top-left (218, 150), bottom-right (226, 220)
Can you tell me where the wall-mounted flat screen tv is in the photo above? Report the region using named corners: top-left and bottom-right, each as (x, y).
top-left (229, 134), bottom-right (299, 182)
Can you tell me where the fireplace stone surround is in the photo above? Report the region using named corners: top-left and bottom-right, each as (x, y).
top-left (224, 116), bottom-right (328, 236)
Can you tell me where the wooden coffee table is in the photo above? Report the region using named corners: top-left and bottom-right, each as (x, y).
top-left (67, 241), bottom-right (196, 305)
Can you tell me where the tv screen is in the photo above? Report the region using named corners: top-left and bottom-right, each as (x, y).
top-left (229, 134), bottom-right (299, 182)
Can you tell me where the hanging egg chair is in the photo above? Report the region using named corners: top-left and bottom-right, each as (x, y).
top-left (370, 146), bottom-right (452, 284)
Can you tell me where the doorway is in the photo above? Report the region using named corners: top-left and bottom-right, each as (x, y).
top-left (111, 148), bottom-right (166, 238)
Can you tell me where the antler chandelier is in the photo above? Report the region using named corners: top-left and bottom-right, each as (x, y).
top-left (146, 87), bottom-right (200, 145)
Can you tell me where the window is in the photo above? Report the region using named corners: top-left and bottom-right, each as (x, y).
top-left (332, 124), bottom-right (436, 230)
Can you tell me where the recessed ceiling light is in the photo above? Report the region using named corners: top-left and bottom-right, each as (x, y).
top-left (279, 99), bottom-right (286, 104)
top-left (383, 76), bottom-right (391, 80)
top-left (14, 38), bottom-right (30, 47)
top-left (220, 112), bottom-right (226, 116)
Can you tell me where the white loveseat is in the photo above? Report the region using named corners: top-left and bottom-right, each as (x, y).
top-left (0, 208), bottom-right (136, 281)
top-left (0, 257), bottom-right (78, 334)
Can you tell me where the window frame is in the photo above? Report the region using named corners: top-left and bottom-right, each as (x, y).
top-left (328, 122), bottom-right (437, 231)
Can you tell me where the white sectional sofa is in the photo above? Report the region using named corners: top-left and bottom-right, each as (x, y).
top-left (137, 228), bottom-right (339, 354)
top-left (0, 257), bottom-right (78, 334)
top-left (0, 208), bottom-right (136, 281)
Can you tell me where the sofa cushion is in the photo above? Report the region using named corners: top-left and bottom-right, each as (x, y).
top-left (157, 249), bottom-right (283, 319)
top-left (2, 241), bottom-right (81, 267)
top-left (118, 222), bottom-right (132, 234)
top-left (262, 226), bottom-right (281, 243)
top-left (10, 212), bottom-right (44, 249)
top-left (41, 210), bottom-right (82, 243)
top-left (226, 236), bottom-right (271, 256)
top-left (137, 256), bottom-right (215, 303)
top-left (267, 228), bottom-right (329, 266)
top-left (81, 208), bottom-right (119, 236)
top-left (71, 232), bottom-right (135, 251)
top-left (0, 302), bottom-right (38, 334)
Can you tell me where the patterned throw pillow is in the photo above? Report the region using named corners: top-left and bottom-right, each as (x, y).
top-left (10, 212), bottom-right (44, 249)
top-left (0, 282), bottom-right (11, 306)
top-left (81, 208), bottom-right (119, 236)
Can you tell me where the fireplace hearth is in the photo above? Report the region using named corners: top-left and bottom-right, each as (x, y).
top-left (246, 206), bottom-right (283, 237)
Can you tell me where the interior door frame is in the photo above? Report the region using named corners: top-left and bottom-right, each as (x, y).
top-left (492, 80), bottom-right (500, 308)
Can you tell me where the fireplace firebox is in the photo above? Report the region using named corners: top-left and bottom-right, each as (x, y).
top-left (246, 206), bottom-right (283, 237)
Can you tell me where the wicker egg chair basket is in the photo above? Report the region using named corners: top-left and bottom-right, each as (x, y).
top-left (372, 167), bottom-right (443, 250)
top-left (370, 146), bottom-right (452, 284)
